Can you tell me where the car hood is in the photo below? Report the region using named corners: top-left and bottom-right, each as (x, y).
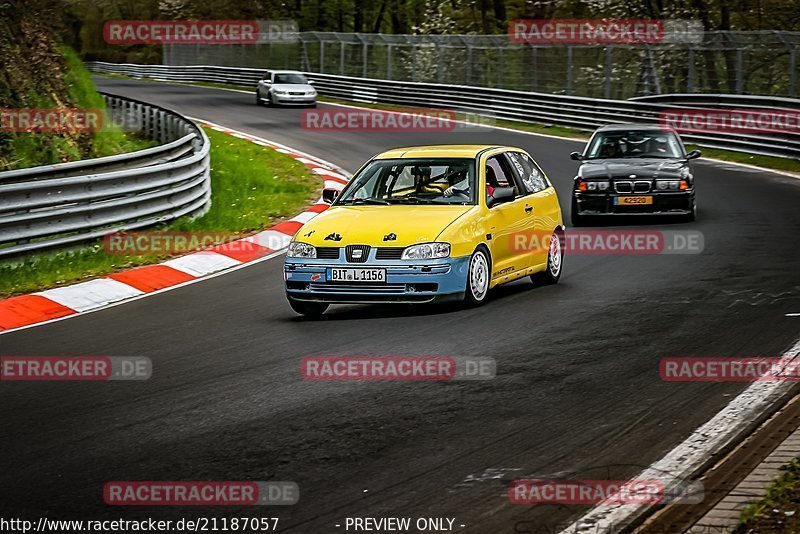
top-left (272, 84), bottom-right (315, 92)
top-left (579, 158), bottom-right (688, 180)
top-left (295, 205), bottom-right (474, 247)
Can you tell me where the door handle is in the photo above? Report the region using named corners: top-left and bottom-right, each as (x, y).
top-left (525, 205), bottom-right (533, 213)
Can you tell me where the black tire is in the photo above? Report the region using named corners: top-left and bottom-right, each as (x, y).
top-left (288, 298), bottom-right (329, 317)
top-left (464, 247), bottom-right (491, 307)
top-left (683, 202), bottom-right (697, 222)
top-left (308, 102), bottom-right (318, 108)
top-left (531, 229), bottom-right (564, 286)
top-left (570, 196), bottom-right (584, 226)
top-left (266, 92), bottom-right (276, 107)
top-left (255, 90), bottom-right (264, 106)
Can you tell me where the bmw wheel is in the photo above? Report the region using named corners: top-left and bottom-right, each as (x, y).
top-left (464, 248), bottom-right (491, 306)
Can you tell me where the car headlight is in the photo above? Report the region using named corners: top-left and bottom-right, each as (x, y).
top-left (657, 180), bottom-right (681, 190)
top-left (274, 90), bottom-right (287, 95)
top-left (287, 242), bottom-right (316, 258)
top-left (308, 90), bottom-right (317, 96)
top-left (401, 243), bottom-right (450, 260)
top-left (580, 180), bottom-right (609, 191)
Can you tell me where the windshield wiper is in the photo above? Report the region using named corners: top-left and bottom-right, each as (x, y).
top-left (343, 197), bottom-right (390, 205)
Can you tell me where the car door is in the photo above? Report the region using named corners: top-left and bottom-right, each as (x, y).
top-left (483, 152), bottom-right (533, 282)
top-left (505, 151), bottom-right (559, 268)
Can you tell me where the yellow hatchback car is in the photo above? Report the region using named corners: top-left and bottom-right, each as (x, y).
top-left (284, 145), bottom-right (564, 316)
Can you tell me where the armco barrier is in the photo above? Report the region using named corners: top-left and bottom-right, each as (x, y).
top-left (0, 93), bottom-right (210, 257)
top-left (86, 62), bottom-right (800, 160)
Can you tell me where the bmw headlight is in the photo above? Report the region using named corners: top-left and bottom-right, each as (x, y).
top-left (401, 243), bottom-right (451, 260)
top-left (287, 242), bottom-right (316, 258)
top-left (657, 180), bottom-right (681, 190)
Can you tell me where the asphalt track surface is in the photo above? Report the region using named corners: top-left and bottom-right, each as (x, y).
top-left (1, 77), bottom-right (800, 533)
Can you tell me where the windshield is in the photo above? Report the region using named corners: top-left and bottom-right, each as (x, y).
top-left (273, 73), bottom-right (309, 84)
top-left (336, 158), bottom-right (477, 205)
top-left (584, 130), bottom-right (684, 159)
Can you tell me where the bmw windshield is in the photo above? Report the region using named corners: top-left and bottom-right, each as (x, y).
top-left (585, 131), bottom-right (684, 159)
top-left (336, 158), bottom-right (477, 205)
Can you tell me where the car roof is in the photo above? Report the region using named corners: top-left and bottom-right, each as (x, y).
top-left (596, 123), bottom-right (677, 133)
top-left (268, 70), bottom-right (304, 75)
top-left (374, 145), bottom-right (519, 159)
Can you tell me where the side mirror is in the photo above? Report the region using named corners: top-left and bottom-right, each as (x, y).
top-left (570, 152), bottom-right (584, 161)
top-left (487, 186), bottom-right (515, 208)
top-left (261, 79), bottom-right (272, 85)
top-left (685, 149), bottom-right (701, 160)
top-left (322, 189), bottom-right (340, 204)
top-left (307, 80), bottom-right (315, 85)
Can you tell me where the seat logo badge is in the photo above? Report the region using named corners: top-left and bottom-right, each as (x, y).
top-left (325, 233), bottom-right (342, 241)
top-left (352, 250), bottom-right (363, 259)
top-left (384, 233), bottom-right (397, 241)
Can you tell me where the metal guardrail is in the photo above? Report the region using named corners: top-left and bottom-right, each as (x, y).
top-left (87, 62), bottom-right (800, 160)
top-left (0, 93), bottom-right (211, 257)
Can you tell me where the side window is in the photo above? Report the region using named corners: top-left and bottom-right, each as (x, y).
top-left (507, 151), bottom-right (548, 194)
top-left (485, 155), bottom-right (519, 199)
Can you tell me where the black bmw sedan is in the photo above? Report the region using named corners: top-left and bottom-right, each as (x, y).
top-left (569, 124), bottom-right (700, 225)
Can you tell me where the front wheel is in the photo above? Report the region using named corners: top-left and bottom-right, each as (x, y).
top-left (531, 230), bottom-right (563, 285)
top-left (255, 90), bottom-right (264, 106)
top-left (288, 298), bottom-right (329, 317)
top-left (464, 248), bottom-right (491, 306)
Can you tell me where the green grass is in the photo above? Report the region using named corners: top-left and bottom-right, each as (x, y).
top-left (93, 72), bottom-right (800, 173)
top-left (736, 458), bottom-right (800, 533)
top-left (2, 48), bottom-right (156, 170)
top-left (0, 126), bottom-right (319, 297)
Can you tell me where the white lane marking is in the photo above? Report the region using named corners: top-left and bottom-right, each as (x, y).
top-left (1, 249), bottom-right (287, 336)
top-left (243, 230), bottom-right (293, 250)
top-left (35, 279), bottom-right (145, 313)
top-left (562, 337), bottom-right (800, 533)
top-left (163, 252), bottom-right (241, 277)
top-left (290, 211), bottom-right (318, 224)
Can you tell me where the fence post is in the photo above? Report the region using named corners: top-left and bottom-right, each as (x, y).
top-left (604, 47), bottom-right (611, 99)
top-left (687, 46), bottom-right (695, 93)
top-left (387, 44), bottom-right (393, 80)
top-left (566, 46), bottom-right (573, 95)
top-left (790, 47), bottom-right (797, 98)
top-left (412, 45), bottom-right (417, 82)
top-left (319, 40), bottom-right (325, 73)
top-left (498, 47), bottom-right (504, 87)
top-left (736, 48), bottom-right (744, 94)
top-left (363, 42), bottom-right (369, 78)
top-left (340, 41), bottom-right (345, 75)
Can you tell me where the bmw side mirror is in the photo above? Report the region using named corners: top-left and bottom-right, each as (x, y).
top-left (322, 189), bottom-right (340, 204)
top-left (685, 149), bottom-right (701, 160)
top-left (487, 186), bottom-right (515, 208)
top-left (570, 152), bottom-right (584, 161)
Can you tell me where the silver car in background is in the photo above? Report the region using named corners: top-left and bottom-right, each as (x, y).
top-left (255, 70), bottom-right (317, 107)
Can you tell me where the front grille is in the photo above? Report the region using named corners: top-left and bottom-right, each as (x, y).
top-left (289, 91), bottom-right (305, 95)
top-left (375, 247), bottom-right (404, 260)
top-left (345, 244), bottom-right (371, 263)
top-left (316, 247), bottom-right (340, 259)
top-left (633, 181), bottom-right (651, 193)
top-left (615, 181), bottom-right (633, 193)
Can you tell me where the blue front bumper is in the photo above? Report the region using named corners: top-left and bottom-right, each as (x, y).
top-left (284, 255), bottom-right (470, 304)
